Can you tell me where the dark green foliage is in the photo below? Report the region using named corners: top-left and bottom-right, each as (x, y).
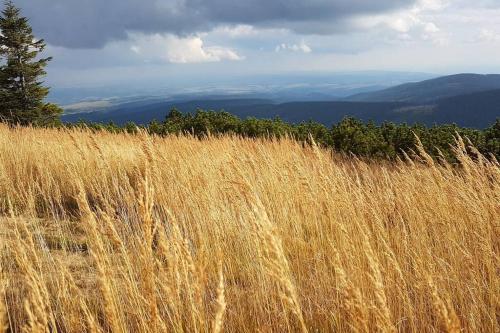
top-left (68, 109), bottom-right (500, 162)
top-left (0, 1), bottom-right (61, 125)
top-left (331, 119), bottom-right (390, 158)
top-left (158, 110), bottom-right (499, 161)
top-left (483, 119), bottom-right (500, 158)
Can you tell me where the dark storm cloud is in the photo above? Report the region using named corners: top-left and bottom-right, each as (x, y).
top-left (15, 0), bottom-right (417, 48)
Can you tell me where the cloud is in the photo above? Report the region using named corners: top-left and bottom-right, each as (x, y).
top-left (275, 42), bottom-right (312, 53)
top-left (418, 0), bottom-right (449, 11)
top-left (351, 0), bottom-right (448, 45)
top-left (14, 0), bottom-right (418, 48)
top-left (129, 33), bottom-right (243, 63)
top-left (211, 25), bottom-right (258, 38)
top-left (476, 29), bottom-right (500, 43)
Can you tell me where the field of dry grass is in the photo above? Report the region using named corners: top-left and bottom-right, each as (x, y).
top-left (0, 124), bottom-right (498, 332)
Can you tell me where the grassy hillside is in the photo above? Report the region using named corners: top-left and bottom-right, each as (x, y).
top-left (0, 126), bottom-right (498, 332)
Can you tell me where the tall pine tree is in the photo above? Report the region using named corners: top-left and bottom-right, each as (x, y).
top-left (0, 0), bottom-right (61, 125)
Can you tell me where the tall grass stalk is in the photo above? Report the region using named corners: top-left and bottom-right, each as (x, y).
top-left (0, 124), bottom-right (498, 332)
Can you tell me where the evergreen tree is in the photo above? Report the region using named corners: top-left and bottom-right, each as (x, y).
top-left (0, 0), bottom-right (61, 125)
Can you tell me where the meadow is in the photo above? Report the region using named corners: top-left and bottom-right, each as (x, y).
top-left (0, 125), bottom-right (498, 332)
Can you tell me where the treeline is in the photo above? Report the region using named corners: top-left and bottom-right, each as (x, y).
top-left (70, 108), bottom-right (500, 161)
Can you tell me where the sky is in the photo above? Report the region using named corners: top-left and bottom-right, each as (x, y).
top-left (12, 0), bottom-right (500, 91)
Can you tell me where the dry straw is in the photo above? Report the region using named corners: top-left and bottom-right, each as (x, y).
top-left (0, 124), bottom-right (498, 332)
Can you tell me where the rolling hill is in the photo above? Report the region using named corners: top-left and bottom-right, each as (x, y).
top-left (62, 94), bottom-right (500, 128)
top-left (62, 74), bottom-right (500, 128)
top-left (63, 98), bottom-right (274, 124)
top-left (414, 89), bottom-right (500, 128)
top-left (345, 74), bottom-right (500, 103)
top-left (62, 99), bottom-right (411, 126)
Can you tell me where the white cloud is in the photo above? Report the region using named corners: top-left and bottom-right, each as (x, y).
top-left (424, 22), bottom-right (440, 33)
top-left (212, 25), bottom-right (258, 38)
top-left (477, 29), bottom-right (500, 43)
top-left (165, 37), bottom-right (243, 63)
top-left (352, 0), bottom-right (448, 45)
top-left (128, 33), bottom-right (243, 64)
top-left (417, 0), bottom-right (449, 11)
top-left (275, 41), bottom-right (312, 53)
top-left (130, 45), bottom-right (141, 54)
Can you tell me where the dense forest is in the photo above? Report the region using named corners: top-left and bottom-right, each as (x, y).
top-left (70, 108), bottom-right (500, 161)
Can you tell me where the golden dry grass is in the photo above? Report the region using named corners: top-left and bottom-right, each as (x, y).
top-left (0, 124), bottom-right (498, 332)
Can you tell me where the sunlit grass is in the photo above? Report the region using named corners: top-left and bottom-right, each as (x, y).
top-left (0, 125), bottom-right (498, 332)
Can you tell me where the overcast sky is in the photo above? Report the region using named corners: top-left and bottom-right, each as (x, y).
top-left (12, 0), bottom-right (500, 89)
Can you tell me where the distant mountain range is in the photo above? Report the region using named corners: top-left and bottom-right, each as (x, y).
top-left (52, 71), bottom-right (435, 105)
top-left (62, 74), bottom-right (500, 128)
top-left (345, 74), bottom-right (500, 103)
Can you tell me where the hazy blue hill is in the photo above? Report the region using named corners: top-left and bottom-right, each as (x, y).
top-left (63, 95), bottom-right (402, 124)
top-left (356, 89), bottom-right (500, 128)
top-left (62, 93), bottom-right (500, 128)
top-left (232, 101), bottom-right (410, 124)
top-left (428, 89), bottom-right (500, 127)
top-left (62, 99), bottom-right (410, 126)
top-left (62, 99), bottom-right (275, 124)
top-left (62, 74), bottom-right (500, 129)
top-left (345, 74), bottom-right (500, 103)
